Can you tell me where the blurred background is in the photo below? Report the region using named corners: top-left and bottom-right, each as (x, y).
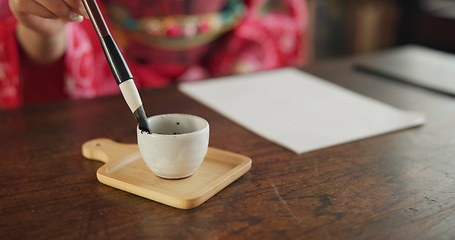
top-left (305, 0), bottom-right (455, 63)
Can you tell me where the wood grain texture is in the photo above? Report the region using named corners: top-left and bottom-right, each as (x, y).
top-left (1, 55), bottom-right (455, 239)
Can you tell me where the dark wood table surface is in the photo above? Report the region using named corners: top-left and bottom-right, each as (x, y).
top-left (1, 54), bottom-right (455, 240)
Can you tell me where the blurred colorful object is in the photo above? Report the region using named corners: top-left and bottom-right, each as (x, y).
top-left (0, 0), bottom-right (307, 108)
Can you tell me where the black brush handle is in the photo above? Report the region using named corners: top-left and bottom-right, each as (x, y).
top-left (100, 35), bottom-right (132, 85)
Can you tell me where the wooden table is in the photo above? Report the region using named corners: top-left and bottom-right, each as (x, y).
top-left (1, 55), bottom-right (455, 239)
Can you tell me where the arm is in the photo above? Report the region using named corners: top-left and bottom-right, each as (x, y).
top-left (9, 0), bottom-right (89, 65)
top-left (16, 23), bottom-right (66, 65)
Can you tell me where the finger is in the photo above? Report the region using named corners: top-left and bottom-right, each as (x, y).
top-left (63, 0), bottom-right (89, 19)
top-left (10, 0), bottom-right (59, 19)
top-left (35, 0), bottom-right (85, 22)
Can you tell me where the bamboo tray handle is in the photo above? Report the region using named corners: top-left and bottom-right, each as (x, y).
top-left (82, 138), bottom-right (138, 164)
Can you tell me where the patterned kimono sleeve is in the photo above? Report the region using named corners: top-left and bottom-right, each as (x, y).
top-left (0, 14), bottom-right (21, 109)
top-left (64, 20), bottom-right (119, 99)
top-left (208, 0), bottom-right (308, 76)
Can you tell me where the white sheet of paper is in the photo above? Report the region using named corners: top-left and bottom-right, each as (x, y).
top-left (178, 68), bottom-right (425, 154)
top-left (356, 45), bottom-right (455, 95)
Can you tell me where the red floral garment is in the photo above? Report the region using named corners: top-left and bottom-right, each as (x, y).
top-left (0, 4), bottom-right (20, 108)
top-left (0, 0), bottom-right (307, 109)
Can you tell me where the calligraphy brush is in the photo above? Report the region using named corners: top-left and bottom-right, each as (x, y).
top-left (82, 0), bottom-right (151, 133)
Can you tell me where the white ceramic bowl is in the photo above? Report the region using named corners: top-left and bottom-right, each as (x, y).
top-left (137, 113), bottom-right (209, 179)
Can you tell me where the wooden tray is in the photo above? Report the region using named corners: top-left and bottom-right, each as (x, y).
top-left (82, 138), bottom-right (252, 209)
